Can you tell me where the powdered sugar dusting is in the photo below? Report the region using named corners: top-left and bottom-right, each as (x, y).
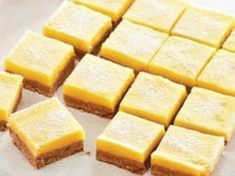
top-left (121, 72), bottom-right (185, 117)
top-left (6, 31), bottom-right (73, 76)
top-left (13, 98), bottom-right (79, 146)
top-left (102, 112), bottom-right (163, 151)
top-left (0, 76), bottom-right (21, 109)
top-left (67, 54), bottom-right (133, 97)
top-left (47, 1), bottom-right (111, 42)
top-left (103, 20), bottom-right (167, 63)
top-left (191, 96), bottom-right (225, 117)
top-left (173, 7), bottom-right (233, 47)
top-left (157, 126), bottom-right (224, 170)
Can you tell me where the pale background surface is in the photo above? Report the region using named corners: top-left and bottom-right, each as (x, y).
top-left (0, 0), bottom-right (234, 176)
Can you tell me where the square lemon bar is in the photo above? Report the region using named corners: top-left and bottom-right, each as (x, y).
top-left (172, 6), bottom-right (233, 48)
top-left (8, 97), bottom-right (85, 169)
top-left (197, 50), bottom-right (235, 97)
top-left (120, 72), bottom-right (187, 127)
top-left (4, 31), bottom-right (75, 97)
top-left (100, 20), bottom-right (168, 72)
top-left (0, 72), bottom-right (23, 131)
top-left (174, 87), bottom-right (235, 142)
top-left (223, 30), bottom-right (235, 52)
top-left (43, 1), bottom-right (112, 53)
top-left (96, 111), bottom-right (165, 174)
top-left (124, 0), bottom-right (188, 33)
top-left (148, 36), bottom-right (216, 87)
top-left (63, 54), bottom-right (135, 118)
top-left (73, 0), bottom-right (133, 23)
top-left (151, 126), bottom-right (224, 176)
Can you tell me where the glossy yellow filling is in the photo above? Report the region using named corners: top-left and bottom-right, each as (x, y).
top-left (63, 54), bottom-right (135, 110)
top-left (43, 1), bottom-right (112, 52)
top-left (0, 72), bottom-right (23, 121)
top-left (148, 36), bottom-right (216, 87)
top-left (73, 0), bottom-right (133, 22)
top-left (175, 87), bottom-right (235, 142)
top-left (197, 50), bottom-right (235, 97)
top-left (124, 0), bottom-right (188, 33)
top-left (172, 6), bottom-right (234, 48)
top-left (120, 72), bottom-right (187, 126)
top-left (4, 31), bottom-right (75, 87)
top-left (97, 112), bottom-right (165, 163)
top-left (151, 126), bottom-right (224, 176)
top-left (100, 20), bottom-right (168, 72)
top-left (8, 98), bottom-right (85, 157)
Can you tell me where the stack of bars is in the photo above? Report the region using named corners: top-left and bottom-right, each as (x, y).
top-left (1, 0), bottom-right (235, 175)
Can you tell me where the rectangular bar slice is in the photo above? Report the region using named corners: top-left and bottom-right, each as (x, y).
top-left (73, 0), bottom-right (133, 23)
top-left (0, 72), bottom-right (23, 131)
top-left (148, 36), bottom-right (216, 87)
top-left (4, 31), bottom-right (75, 97)
top-left (124, 0), bottom-right (188, 33)
top-left (174, 87), bottom-right (235, 142)
top-left (120, 72), bottom-right (187, 127)
top-left (100, 20), bottom-right (168, 72)
top-left (63, 54), bottom-right (135, 118)
top-left (172, 6), bottom-right (233, 48)
top-left (96, 111), bottom-right (165, 174)
top-left (43, 1), bottom-right (112, 53)
top-left (197, 49), bottom-right (235, 97)
top-left (8, 97), bottom-right (85, 169)
top-left (151, 126), bottom-right (224, 176)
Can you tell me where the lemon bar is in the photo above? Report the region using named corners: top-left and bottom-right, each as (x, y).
top-left (8, 98), bottom-right (85, 169)
top-left (124, 0), bottom-right (188, 33)
top-left (151, 125), bottom-right (224, 176)
top-left (197, 50), bottom-right (235, 97)
top-left (100, 20), bottom-right (168, 72)
top-left (0, 72), bottom-right (23, 131)
top-left (223, 30), bottom-right (235, 52)
top-left (172, 6), bottom-right (233, 48)
top-left (120, 72), bottom-right (187, 127)
top-left (148, 36), bottom-right (216, 87)
top-left (73, 0), bottom-right (133, 22)
top-left (96, 111), bottom-right (165, 174)
top-left (4, 31), bottom-right (75, 97)
top-left (174, 87), bottom-right (235, 142)
top-left (63, 54), bottom-right (134, 118)
top-left (43, 1), bottom-right (112, 53)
